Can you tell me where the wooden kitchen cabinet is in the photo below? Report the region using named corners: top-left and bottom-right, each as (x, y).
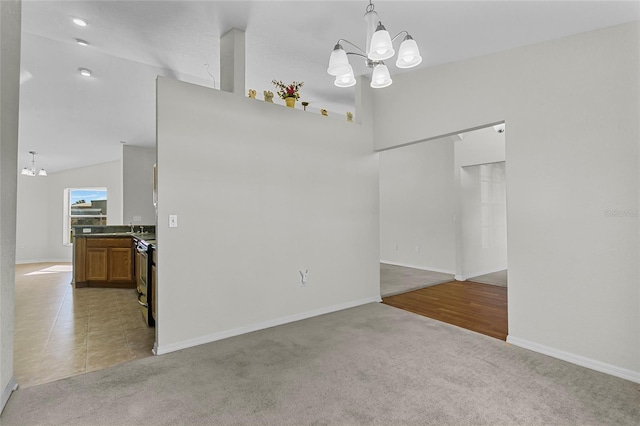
top-left (74, 236), bottom-right (135, 288)
top-left (86, 248), bottom-right (108, 281)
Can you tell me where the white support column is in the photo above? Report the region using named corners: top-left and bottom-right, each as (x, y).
top-left (220, 28), bottom-right (246, 95)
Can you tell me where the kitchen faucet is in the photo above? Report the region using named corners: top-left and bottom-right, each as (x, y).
top-left (140, 226), bottom-right (145, 234)
top-left (129, 222), bottom-right (134, 233)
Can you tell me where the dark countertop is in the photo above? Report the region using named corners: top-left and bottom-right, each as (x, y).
top-left (74, 232), bottom-right (156, 244)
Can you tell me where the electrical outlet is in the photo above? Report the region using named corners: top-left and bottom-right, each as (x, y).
top-left (415, 246), bottom-right (420, 253)
top-left (133, 216), bottom-right (142, 222)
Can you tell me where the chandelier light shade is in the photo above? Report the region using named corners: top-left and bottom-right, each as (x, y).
top-left (327, 0), bottom-right (422, 89)
top-left (368, 22), bottom-right (394, 61)
top-left (327, 44), bottom-right (351, 76)
top-left (396, 35), bottom-right (422, 68)
top-left (334, 64), bottom-right (357, 87)
top-left (21, 151), bottom-right (47, 177)
top-left (371, 63), bottom-right (392, 88)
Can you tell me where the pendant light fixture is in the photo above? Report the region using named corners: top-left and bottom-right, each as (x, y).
top-left (21, 151), bottom-right (47, 177)
top-left (327, 0), bottom-right (422, 89)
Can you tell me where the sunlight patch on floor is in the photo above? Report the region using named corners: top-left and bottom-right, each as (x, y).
top-left (25, 264), bottom-right (73, 275)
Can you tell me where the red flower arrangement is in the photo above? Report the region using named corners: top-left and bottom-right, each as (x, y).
top-left (271, 80), bottom-right (304, 100)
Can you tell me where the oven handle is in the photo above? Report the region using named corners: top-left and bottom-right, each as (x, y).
top-left (138, 299), bottom-right (148, 308)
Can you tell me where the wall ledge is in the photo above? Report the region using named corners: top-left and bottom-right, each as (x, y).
top-left (1, 377), bottom-right (17, 414)
top-left (155, 296), bottom-right (382, 355)
top-left (507, 335), bottom-right (640, 384)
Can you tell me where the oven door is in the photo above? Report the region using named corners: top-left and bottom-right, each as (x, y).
top-left (136, 242), bottom-right (149, 323)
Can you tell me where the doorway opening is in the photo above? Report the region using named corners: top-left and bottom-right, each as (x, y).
top-left (379, 123), bottom-right (507, 340)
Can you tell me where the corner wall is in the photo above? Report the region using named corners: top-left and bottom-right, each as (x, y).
top-left (373, 22), bottom-right (640, 380)
top-left (454, 127), bottom-right (506, 279)
top-left (156, 77), bottom-right (379, 353)
top-left (0, 0), bottom-right (21, 412)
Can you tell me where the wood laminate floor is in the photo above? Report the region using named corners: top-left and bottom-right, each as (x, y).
top-left (382, 280), bottom-right (508, 341)
top-left (14, 263), bottom-right (155, 388)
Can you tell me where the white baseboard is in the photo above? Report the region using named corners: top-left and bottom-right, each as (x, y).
top-left (459, 267), bottom-right (506, 281)
top-left (15, 258), bottom-right (71, 265)
top-left (380, 260), bottom-right (455, 275)
top-left (155, 296), bottom-right (382, 356)
top-left (454, 275), bottom-right (466, 281)
top-left (1, 377), bottom-right (17, 414)
top-left (507, 336), bottom-right (640, 384)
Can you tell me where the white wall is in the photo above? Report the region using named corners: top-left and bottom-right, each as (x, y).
top-left (15, 160), bottom-right (122, 263)
top-left (455, 127), bottom-right (506, 168)
top-left (459, 162), bottom-right (507, 278)
top-left (122, 145), bottom-right (156, 226)
top-left (454, 127), bottom-right (506, 279)
top-left (0, 0), bottom-right (21, 412)
top-left (156, 77), bottom-right (379, 353)
top-left (15, 176), bottom-right (49, 262)
top-left (379, 137), bottom-right (456, 273)
top-left (372, 22), bottom-right (640, 380)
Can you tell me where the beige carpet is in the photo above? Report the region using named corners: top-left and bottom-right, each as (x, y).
top-left (380, 263), bottom-right (454, 297)
top-left (2, 303), bottom-right (638, 425)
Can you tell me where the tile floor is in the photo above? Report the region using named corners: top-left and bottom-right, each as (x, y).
top-left (14, 262), bottom-right (156, 388)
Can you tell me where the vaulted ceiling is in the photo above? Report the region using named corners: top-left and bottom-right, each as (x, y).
top-left (18, 0), bottom-right (639, 174)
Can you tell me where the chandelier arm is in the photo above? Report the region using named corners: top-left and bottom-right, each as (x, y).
top-left (337, 39), bottom-right (367, 56)
top-left (346, 52), bottom-right (369, 60)
top-left (390, 30), bottom-right (409, 43)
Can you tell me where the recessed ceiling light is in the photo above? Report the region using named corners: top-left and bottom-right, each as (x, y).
top-left (75, 38), bottom-right (89, 46)
top-left (72, 17), bottom-right (88, 27)
top-left (78, 68), bottom-right (92, 77)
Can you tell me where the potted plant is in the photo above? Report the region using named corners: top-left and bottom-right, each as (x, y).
top-left (271, 80), bottom-right (304, 108)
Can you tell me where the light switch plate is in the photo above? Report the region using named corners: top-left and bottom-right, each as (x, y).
top-left (169, 214), bottom-right (178, 228)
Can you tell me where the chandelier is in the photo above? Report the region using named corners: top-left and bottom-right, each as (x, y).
top-left (327, 0), bottom-right (422, 89)
top-left (21, 151), bottom-right (47, 177)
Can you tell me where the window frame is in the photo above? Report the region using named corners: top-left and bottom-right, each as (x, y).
top-left (63, 187), bottom-right (108, 245)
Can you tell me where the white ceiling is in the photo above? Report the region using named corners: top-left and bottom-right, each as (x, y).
top-left (18, 0), bottom-right (640, 174)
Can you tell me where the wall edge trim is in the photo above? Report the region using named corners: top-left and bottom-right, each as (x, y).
top-left (155, 296), bottom-right (382, 355)
top-left (1, 377), bottom-right (17, 414)
top-left (507, 336), bottom-right (640, 384)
